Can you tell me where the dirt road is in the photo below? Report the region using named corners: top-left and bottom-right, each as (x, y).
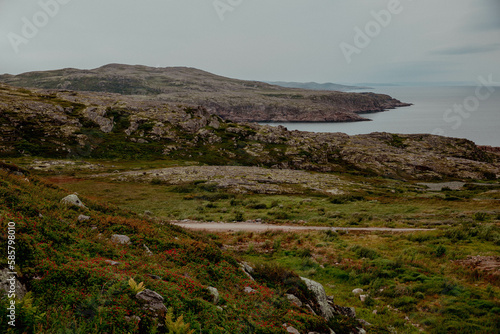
top-left (172, 222), bottom-right (434, 233)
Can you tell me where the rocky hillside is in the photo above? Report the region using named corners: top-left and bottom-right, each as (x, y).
top-left (0, 64), bottom-right (410, 123)
top-left (0, 84), bottom-right (498, 180)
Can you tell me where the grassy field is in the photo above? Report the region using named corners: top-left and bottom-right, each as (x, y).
top-left (49, 174), bottom-right (500, 230)
top-left (2, 158), bottom-right (500, 333)
top-left (1, 163), bottom-right (359, 334)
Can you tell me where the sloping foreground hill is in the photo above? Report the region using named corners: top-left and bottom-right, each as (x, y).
top-left (0, 84), bottom-right (498, 180)
top-left (0, 162), bottom-right (368, 333)
top-left (0, 64), bottom-right (410, 122)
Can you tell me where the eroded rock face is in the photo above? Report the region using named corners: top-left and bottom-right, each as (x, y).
top-left (301, 277), bottom-right (334, 321)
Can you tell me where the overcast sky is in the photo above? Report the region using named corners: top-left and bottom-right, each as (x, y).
top-left (1, 0), bottom-right (499, 84)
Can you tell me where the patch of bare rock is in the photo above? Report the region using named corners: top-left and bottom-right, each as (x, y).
top-left (94, 165), bottom-right (349, 194)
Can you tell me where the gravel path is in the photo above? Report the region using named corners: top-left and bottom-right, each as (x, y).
top-left (173, 222), bottom-right (434, 233)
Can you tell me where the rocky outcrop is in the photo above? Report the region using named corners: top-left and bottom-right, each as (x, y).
top-left (83, 107), bottom-right (114, 133)
top-left (0, 84), bottom-right (498, 181)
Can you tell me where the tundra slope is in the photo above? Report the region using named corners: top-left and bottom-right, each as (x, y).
top-left (0, 161), bottom-right (370, 334)
top-left (0, 83), bottom-right (498, 180)
top-left (0, 63), bottom-right (410, 122)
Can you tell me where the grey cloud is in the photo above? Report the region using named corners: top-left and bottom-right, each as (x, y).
top-left (431, 44), bottom-right (500, 56)
top-left (462, 0), bottom-right (500, 32)
top-left (1, 0), bottom-right (499, 84)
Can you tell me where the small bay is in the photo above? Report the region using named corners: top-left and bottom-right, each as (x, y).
top-left (264, 86), bottom-right (500, 146)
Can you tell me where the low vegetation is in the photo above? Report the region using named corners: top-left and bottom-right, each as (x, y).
top-left (2, 157), bottom-right (498, 333)
top-left (0, 163), bottom-right (358, 333)
top-left (223, 227), bottom-right (500, 333)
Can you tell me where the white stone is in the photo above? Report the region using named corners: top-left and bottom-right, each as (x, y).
top-left (207, 287), bottom-right (220, 304)
top-left (111, 234), bottom-right (131, 244)
top-left (61, 194), bottom-right (86, 208)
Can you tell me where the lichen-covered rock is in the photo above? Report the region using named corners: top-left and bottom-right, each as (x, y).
top-left (61, 194), bottom-right (86, 208)
top-left (300, 277), bottom-right (334, 321)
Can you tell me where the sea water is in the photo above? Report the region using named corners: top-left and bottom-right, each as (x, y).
top-left (265, 86), bottom-right (500, 147)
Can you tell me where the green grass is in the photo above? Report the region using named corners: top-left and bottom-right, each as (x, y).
top-left (229, 229), bottom-right (500, 334)
top-left (52, 176), bottom-right (500, 229)
top-left (0, 164), bottom-right (345, 334)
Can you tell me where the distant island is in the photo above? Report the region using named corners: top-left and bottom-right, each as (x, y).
top-left (266, 81), bottom-right (371, 91)
top-left (0, 63), bottom-right (411, 123)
